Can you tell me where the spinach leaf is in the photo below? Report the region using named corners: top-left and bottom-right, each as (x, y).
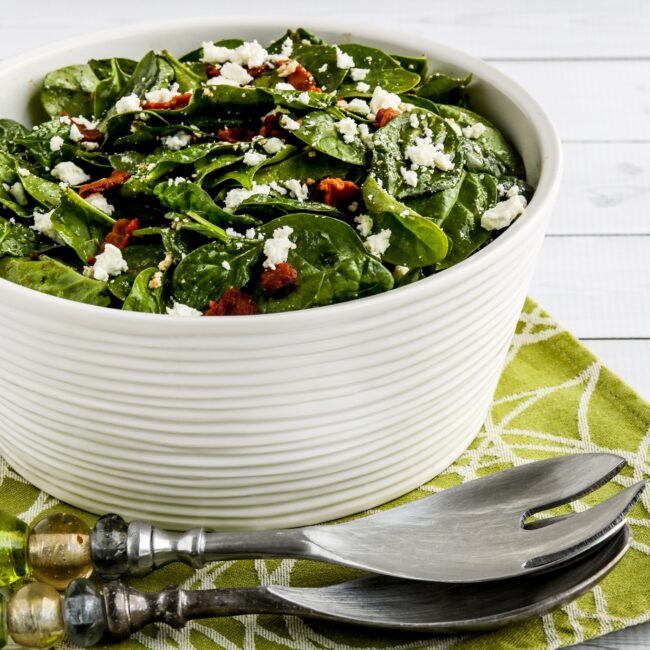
top-left (237, 194), bottom-right (342, 219)
top-left (93, 58), bottom-right (134, 118)
top-left (172, 239), bottom-right (263, 308)
top-left (434, 104), bottom-right (524, 178)
top-left (194, 152), bottom-right (244, 186)
top-left (20, 173), bottom-right (63, 209)
top-left (179, 38), bottom-right (244, 63)
top-left (107, 244), bottom-right (164, 300)
top-left (269, 90), bottom-right (335, 111)
top-left (0, 255), bottom-right (110, 306)
top-left (256, 213), bottom-right (393, 313)
top-left (362, 176), bottom-right (448, 267)
top-left (88, 57), bottom-right (137, 80)
top-left (337, 44), bottom-right (420, 95)
top-left (154, 180), bottom-right (258, 228)
top-left (0, 216), bottom-right (39, 256)
top-left (194, 85), bottom-right (274, 113)
top-left (109, 151), bottom-right (147, 174)
top-left (0, 119), bottom-right (29, 153)
top-left (371, 107), bottom-right (462, 198)
top-left (391, 53), bottom-right (429, 77)
top-left (292, 111), bottom-right (368, 166)
top-left (417, 73), bottom-right (472, 104)
top-left (254, 150), bottom-right (352, 185)
top-left (50, 189), bottom-right (114, 262)
top-left (14, 119), bottom-right (70, 169)
top-left (218, 144), bottom-right (296, 190)
top-left (41, 64), bottom-right (100, 119)
top-left (159, 50), bottom-right (204, 91)
top-left (291, 43), bottom-right (347, 92)
top-left (268, 28), bottom-right (323, 53)
top-left (404, 171), bottom-right (499, 269)
top-left (122, 267), bottom-right (165, 313)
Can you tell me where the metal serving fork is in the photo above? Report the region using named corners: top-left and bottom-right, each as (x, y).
top-left (93, 453), bottom-right (644, 583)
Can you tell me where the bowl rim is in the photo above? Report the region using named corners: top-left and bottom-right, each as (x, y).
top-left (0, 15), bottom-right (563, 327)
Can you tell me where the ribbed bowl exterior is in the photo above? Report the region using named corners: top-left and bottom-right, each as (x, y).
top-left (0, 19), bottom-right (562, 529)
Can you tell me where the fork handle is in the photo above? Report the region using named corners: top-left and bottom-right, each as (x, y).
top-left (91, 515), bottom-right (312, 579)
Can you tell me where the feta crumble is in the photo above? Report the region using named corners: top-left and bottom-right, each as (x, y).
top-left (69, 123), bottom-right (84, 142)
top-left (335, 46), bottom-right (355, 69)
top-left (243, 150), bottom-right (268, 166)
top-left (49, 135), bottom-right (64, 152)
top-left (364, 229), bottom-right (392, 258)
top-left (224, 183), bottom-right (271, 212)
top-left (400, 166), bottom-right (418, 187)
top-left (8, 182), bottom-right (27, 206)
top-left (85, 193), bottom-right (115, 216)
top-left (335, 117), bottom-right (358, 143)
top-left (284, 179), bottom-right (309, 201)
top-left (462, 122), bottom-right (487, 139)
top-left (444, 117), bottom-right (462, 136)
top-left (280, 115), bottom-right (301, 131)
top-left (92, 243), bottom-right (128, 281)
top-left (262, 137), bottom-right (284, 154)
top-left (51, 161), bottom-right (90, 185)
top-left (350, 68), bottom-right (369, 81)
top-left (201, 42), bottom-right (236, 64)
top-left (356, 81), bottom-right (370, 93)
top-left (144, 83), bottom-right (180, 104)
top-left (201, 40), bottom-right (268, 68)
top-left (32, 210), bottom-right (64, 244)
top-left (318, 63), bottom-right (328, 73)
top-left (346, 98), bottom-right (370, 115)
top-left (409, 113), bottom-right (420, 129)
top-left (354, 214), bottom-right (373, 237)
top-left (275, 82), bottom-right (296, 91)
top-left (405, 137), bottom-right (454, 171)
top-left (115, 93), bottom-right (141, 114)
top-left (280, 37), bottom-right (294, 58)
top-left (219, 62), bottom-right (253, 86)
top-left (480, 195), bottom-right (527, 231)
top-left (17, 168), bottom-right (30, 177)
top-left (369, 86), bottom-right (401, 114)
top-left (166, 302), bottom-right (202, 317)
top-left (263, 225), bottom-right (296, 269)
top-left (297, 91), bottom-right (310, 104)
top-left (161, 131), bottom-right (192, 151)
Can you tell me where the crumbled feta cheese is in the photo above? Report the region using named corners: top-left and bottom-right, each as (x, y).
top-left (409, 113), bottom-right (420, 129)
top-left (235, 40), bottom-right (268, 68)
top-left (284, 179), bottom-right (309, 201)
top-left (9, 182), bottom-right (27, 206)
top-left (354, 214), bottom-right (373, 237)
top-left (148, 270), bottom-right (163, 289)
top-left (346, 99), bottom-right (370, 116)
top-left (144, 83), bottom-right (180, 104)
top-left (161, 131), bottom-right (192, 151)
top-left (462, 122), bottom-right (487, 139)
top-left (400, 167), bottom-right (418, 187)
top-left (369, 86), bottom-right (401, 114)
top-left (49, 135), bottom-right (64, 152)
top-left (17, 167), bottom-right (30, 178)
top-left (245, 228), bottom-right (257, 239)
top-left (318, 63), bottom-right (328, 73)
top-left (481, 195), bottom-right (528, 231)
top-left (81, 141), bottom-right (99, 151)
top-left (280, 115), bottom-right (301, 131)
top-left (297, 91), bottom-right (310, 104)
top-left (220, 62), bottom-right (253, 86)
top-left (350, 68), bottom-right (369, 81)
top-left (115, 93), bottom-right (141, 114)
top-left (167, 177), bottom-right (187, 186)
top-left (280, 37), bottom-right (293, 58)
top-left (335, 117), bottom-right (358, 144)
top-left (444, 117), bottom-right (462, 136)
top-left (92, 243), bottom-right (128, 281)
top-left (243, 150), bottom-right (267, 166)
top-left (221, 260), bottom-right (231, 271)
top-left (364, 229), bottom-right (391, 258)
top-left (263, 225), bottom-right (296, 269)
top-left (201, 42), bottom-right (236, 64)
top-left (356, 82), bottom-right (370, 93)
top-left (268, 180), bottom-right (287, 195)
top-left (262, 137), bottom-right (284, 155)
top-left (405, 137), bottom-right (454, 171)
top-left (275, 82), bottom-right (296, 91)
top-left (51, 161), bottom-right (90, 185)
top-left (276, 60), bottom-right (299, 77)
top-left (59, 115), bottom-right (71, 125)
top-left (206, 75), bottom-right (241, 87)
top-left (506, 184), bottom-right (520, 198)
top-left (73, 116), bottom-right (97, 129)
top-left (335, 47), bottom-right (355, 69)
top-left (166, 302), bottom-right (202, 317)
top-left (224, 184), bottom-right (271, 212)
top-left (85, 192), bottom-right (115, 216)
top-left (69, 123), bottom-right (84, 142)
top-left (32, 210), bottom-right (64, 244)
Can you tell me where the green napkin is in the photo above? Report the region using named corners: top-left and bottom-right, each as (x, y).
top-left (2, 297), bottom-right (648, 650)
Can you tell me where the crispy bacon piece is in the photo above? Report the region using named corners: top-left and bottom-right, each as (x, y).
top-left (261, 262), bottom-right (298, 297)
top-left (100, 218), bottom-right (140, 252)
top-left (78, 170), bottom-right (131, 198)
top-left (140, 92), bottom-right (193, 111)
top-left (204, 288), bottom-right (260, 316)
top-left (247, 64), bottom-right (269, 78)
top-left (60, 113), bottom-right (104, 143)
top-left (312, 178), bottom-right (361, 211)
top-left (274, 59), bottom-right (320, 92)
top-left (259, 112), bottom-right (287, 138)
top-left (206, 64), bottom-right (221, 78)
top-left (374, 107), bottom-right (401, 128)
top-left (217, 126), bottom-right (258, 143)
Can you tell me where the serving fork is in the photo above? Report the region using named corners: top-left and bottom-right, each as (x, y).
top-left (91, 453), bottom-right (644, 583)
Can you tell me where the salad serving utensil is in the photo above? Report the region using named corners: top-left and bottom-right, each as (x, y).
top-left (93, 453), bottom-right (644, 583)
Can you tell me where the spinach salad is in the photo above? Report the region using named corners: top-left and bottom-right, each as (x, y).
top-left (0, 29), bottom-right (532, 316)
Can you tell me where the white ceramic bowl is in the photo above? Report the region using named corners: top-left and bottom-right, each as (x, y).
top-left (0, 18), bottom-right (562, 529)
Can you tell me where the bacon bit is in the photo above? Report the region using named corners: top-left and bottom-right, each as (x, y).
top-left (60, 113), bottom-right (104, 143)
top-left (140, 92), bottom-right (193, 111)
top-left (217, 126), bottom-right (258, 143)
top-left (261, 262), bottom-right (298, 297)
top-left (79, 170), bottom-right (131, 198)
top-left (29, 251), bottom-right (40, 261)
top-left (312, 178), bottom-right (361, 211)
top-left (204, 288), bottom-right (260, 316)
top-left (374, 107), bottom-right (401, 128)
top-left (247, 64), bottom-right (268, 78)
top-left (259, 112), bottom-right (287, 138)
top-left (274, 59), bottom-right (320, 92)
top-left (100, 218), bottom-right (140, 252)
top-left (206, 64), bottom-right (221, 78)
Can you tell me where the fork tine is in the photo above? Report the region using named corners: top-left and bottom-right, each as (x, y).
top-left (523, 481), bottom-right (646, 570)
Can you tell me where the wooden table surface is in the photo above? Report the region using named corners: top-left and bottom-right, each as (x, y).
top-left (1, 1), bottom-right (648, 647)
